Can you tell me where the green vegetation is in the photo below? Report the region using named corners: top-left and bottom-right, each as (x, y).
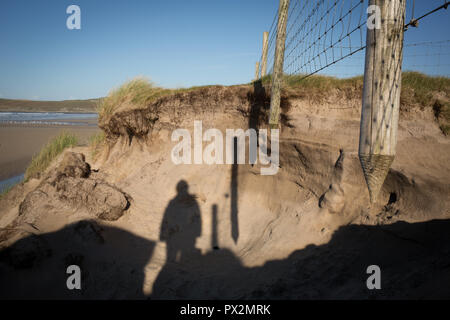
top-left (0, 185), bottom-right (14, 199)
top-left (401, 72), bottom-right (450, 135)
top-left (401, 71), bottom-right (450, 108)
top-left (284, 74), bottom-right (363, 89)
top-left (96, 72), bottom-right (448, 135)
top-left (255, 74), bottom-right (272, 86)
top-left (255, 71), bottom-right (448, 96)
top-left (97, 77), bottom-right (172, 118)
top-left (97, 77), bottom-right (221, 119)
top-left (25, 132), bottom-right (78, 181)
top-left (433, 100), bottom-right (450, 136)
top-left (253, 73), bottom-right (363, 89)
top-left (89, 131), bottom-right (105, 159)
top-left (253, 71), bottom-right (449, 135)
top-left (252, 73), bottom-right (364, 103)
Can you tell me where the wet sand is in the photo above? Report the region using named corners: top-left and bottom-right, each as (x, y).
top-left (0, 118), bottom-right (99, 181)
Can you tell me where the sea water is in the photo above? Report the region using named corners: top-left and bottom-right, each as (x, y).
top-left (0, 174), bottom-right (25, 194)
top-left (0, 112), bottom-right (98, 126)
top-left (0, 112), bottom-right (98, 192)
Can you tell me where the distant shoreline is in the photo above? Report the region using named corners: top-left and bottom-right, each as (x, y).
top-left (0, 110), bottom-right (98, 114)
top-left (0, 97), bottom-right (101, 114)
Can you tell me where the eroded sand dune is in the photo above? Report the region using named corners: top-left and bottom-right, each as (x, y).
top-left (1, 84), bottom-right (449, 299)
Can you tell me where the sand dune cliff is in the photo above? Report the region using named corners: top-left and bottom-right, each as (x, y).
top-left (1, 83), bottom-right (449, 299)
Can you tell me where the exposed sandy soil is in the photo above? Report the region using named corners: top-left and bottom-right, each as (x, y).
top-left (0, 120), bottom-right (99, 180)
top-left (0, 84), bottom-right (449, 299)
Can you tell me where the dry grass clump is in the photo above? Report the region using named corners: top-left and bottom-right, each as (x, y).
top-left (0, 184), bottom-right (14, 199)
top-left (89, 131), bottom-right (105, 159)
top-left (433, 100), bottom-right (450, 135)
top-left (255, 71), bottom-right (449, 134)
top-left (97, 77), bottom-right (171, 118)
top-left (253, 73), bottom-right (363, 103)
top-left (401, 72), bottom-right (450, 135)
top-left (25, 132), bottom-right (78, 180)
top-left (401, 71), bottom-right (450, 108)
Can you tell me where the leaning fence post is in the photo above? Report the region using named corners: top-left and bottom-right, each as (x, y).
top-left (359, 0), bottom-right (406, 203)
top-left (254, 61), bottom-right (260, 81)
top-left (268, 0), bottom-right (290, 127)
top-left (261, 31), bottom-right (269, 77)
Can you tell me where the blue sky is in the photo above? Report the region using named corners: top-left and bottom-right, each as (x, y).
top-left (0, 0), bottom-right (449, 100)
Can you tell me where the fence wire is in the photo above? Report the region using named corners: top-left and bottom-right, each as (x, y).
top-left (315, 40), bottom-right (450, 78)
top-left (261, 0), bottom-right (367, 78)
top-left (258, 0), bottom-right (450, 80)
top-left (403, 40), bottom-right (450, 76)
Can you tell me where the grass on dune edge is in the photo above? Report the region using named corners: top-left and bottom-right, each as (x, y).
top-left (89, 131), bottom-right (105, 160)
top-left (97, 72), bottom-right (449, 134)
top-left (253, 71), bottom-right (450, 135)
top-left (25, 132), bottom-right (78, 181)
top-left (255, 71), bottom-right (449, 94)
top-left (0, 185), bottom-right (14, 199)
top-left (97, 77), bottom-right (222, 119)
top-left (97, 77), bottom-right (167, 118)
top-left (433, 99), bottom-right (450, 135)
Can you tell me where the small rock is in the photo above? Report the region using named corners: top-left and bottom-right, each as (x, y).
top-left (19, 152), bottom-right (130, 222)
top-left (57, 152), bottom-right (90, 178)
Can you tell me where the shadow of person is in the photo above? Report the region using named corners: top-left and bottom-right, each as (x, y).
top-left (152, 196), bottom-right (244, 299)
top-left (0, 220), bottom-right (155, 299)
top-left (159, 180), bottom-right (202, 263)
top-left (152, 216), bottom-right (450, 299)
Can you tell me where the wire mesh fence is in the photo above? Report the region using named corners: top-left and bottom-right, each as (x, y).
top-left (256, 0), bottom-right (449, 201)
top-left (403, 40), bottom-right (450, 76)
top-left (258, 0), bottom-right (450, 80)
top-left (318, 39), bottom-right (450, 78)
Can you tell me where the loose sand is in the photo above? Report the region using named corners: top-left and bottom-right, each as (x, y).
top-left (0, 119), bottom-right (99, 181)
top-left (0, 85), bottom-right (449, 299)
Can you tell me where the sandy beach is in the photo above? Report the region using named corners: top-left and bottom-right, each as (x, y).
top-left (0, 118), bottom-right (99, 181)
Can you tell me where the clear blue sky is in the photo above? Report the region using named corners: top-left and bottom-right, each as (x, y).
top-left (0, 0), bottom-right (449, 101)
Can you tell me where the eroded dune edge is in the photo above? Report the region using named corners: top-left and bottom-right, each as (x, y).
top-left (1, 83), bottom-right (449, 299)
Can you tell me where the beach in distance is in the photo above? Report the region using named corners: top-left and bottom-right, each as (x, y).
top-left (0, 111), bottom-right (99, 183)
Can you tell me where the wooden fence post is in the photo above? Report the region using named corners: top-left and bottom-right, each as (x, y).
top-left (254, 61), bottom-right (260, 81)
top-left (268, 0), bottom-right (290, 127)
top-left (359, 0), bottom-right (406, 203)
top-left (261, 31), bottom-right (269, 77)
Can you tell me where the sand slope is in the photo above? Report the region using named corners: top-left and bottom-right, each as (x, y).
top-left (0, 84), bottom-right (449, 299)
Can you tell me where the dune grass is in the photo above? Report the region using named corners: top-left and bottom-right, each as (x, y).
top-left (97, 77), bottom-right (224, 119)
top-left (0, 185), bottom-right (14, 199)
top-left (401, 72), bottom-right (450, 135)
top-left (255, 71), bottom-right (448, 94)
top-left (402, 71), bottom-right (450, 106)
top-left (284, 73), bottom-right (363, 89)
top-left (100, 73), bottom-right (448, 134)
top-left (253, 73), bottom-right (363, 88)
top-left (89, 131), bottom-right (105, 159)
top-left (433, 100), bottom-right (450, 135)
top-left (97, 77), bottom-right (172, 118)
top-left (25, 132), bottom-right (78, 181)
top-left (253, 71), bottom-right (449, 134)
